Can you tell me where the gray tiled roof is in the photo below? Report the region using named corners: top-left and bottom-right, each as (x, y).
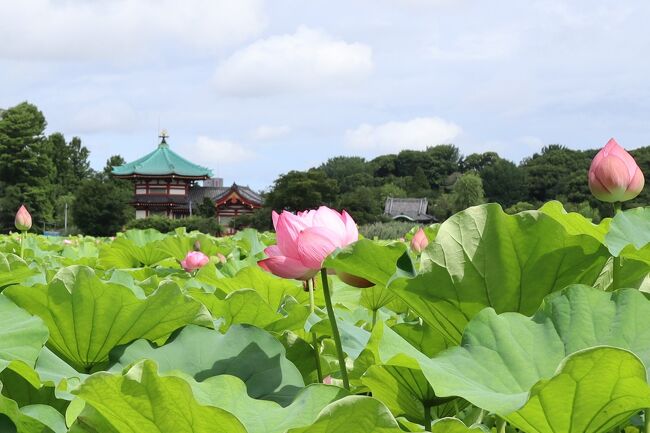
top-left (188, 183), bottom-right (263, 205)
top-left (384, 197), bottom-right (435, 222)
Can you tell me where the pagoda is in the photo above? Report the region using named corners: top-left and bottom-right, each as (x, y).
top-left (111, 131), bottom-right (212, 219)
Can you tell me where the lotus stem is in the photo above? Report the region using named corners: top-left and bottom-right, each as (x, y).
top-left (497, 418), bottom-right (507, 433)
top-left (307, 278), bottom-right (323, 382)
top-left (611, 202), bottom-right (622, 291)
top-left (645, 408), bottom-right (650, 433)
top-left (423, 403), bottom-right (432, 431)
top-left (20, 231), bottom-right (25, 259)
top-left (320, 268), bottom-right (350, 390)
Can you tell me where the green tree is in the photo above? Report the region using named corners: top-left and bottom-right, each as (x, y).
top-left (72, 176), bottom-right (132, 236)
top-left (338, 186), bottom-right (383, 225)
top-left (265, 169), bottom-right (338, 212)
top-left (451, 172), bottom-right (485, 212)
top-left (104, 155), bottom-right (126, 176)
top-left (197, 197), bottom-right (215, 218)
top-left (480, 158), bottom-right (527, 207)
top-left (0, 102), bottom-right (56, 230)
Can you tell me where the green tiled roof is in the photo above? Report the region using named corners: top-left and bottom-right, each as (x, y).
top-left (111, 138), bottom-right (213, 178)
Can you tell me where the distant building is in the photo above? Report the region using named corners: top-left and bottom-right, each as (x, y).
top-left (111, 131), bottom-right (262, 223)
top-left (384, 197), bottom-right (435, 223)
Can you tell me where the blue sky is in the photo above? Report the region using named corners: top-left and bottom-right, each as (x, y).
top-left (2, 0), bottom-right (649, 191)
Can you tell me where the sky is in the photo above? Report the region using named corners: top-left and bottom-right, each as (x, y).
top-left (2, 0), bottom-right (650, 191)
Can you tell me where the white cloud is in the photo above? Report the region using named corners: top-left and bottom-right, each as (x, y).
top-left (345, 117), bottom-right (462, 155)
top-left (183, 136), bottom-right (257, 166)
top-left (69, 101), bottom-right (140, 133)
top-left (252, 125), bottom-right (291, 140)
top-left (214, 27), bottom-right (373, 96)
top-left (0, 0), bottom-right (266, 62)
top-left (430, 31), bottom-right (519, 61)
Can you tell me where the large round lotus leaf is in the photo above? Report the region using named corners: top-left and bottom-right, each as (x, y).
top-left (285, 396), bottom-right (405, 433)
top-left (508, 347), bottom-right (650, 433)
top-left (4, 266), bottom-right (209, 372)
top-left (109, 324), bottom-right (305, 406)
top-left (0, 294), bottom-right (48, 373)
top-left (390, 204), bottom-right (610, 343)
top-left (414, 286), bottom-right (650, 432)
top-left (71, 360), bottom-right (247, 433)
top-left (97, 229), bottom-right (168, 269)
top-left (180, 374), bottom-right (348, 433)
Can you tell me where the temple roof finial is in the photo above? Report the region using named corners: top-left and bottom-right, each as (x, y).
top-left (159, 129), bottom-right (169, 146)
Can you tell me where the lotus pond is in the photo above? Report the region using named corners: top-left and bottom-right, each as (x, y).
top-left (2, 200), bottom-right (650, 432)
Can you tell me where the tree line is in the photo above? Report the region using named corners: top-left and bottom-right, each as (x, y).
top-left (246, 142), bottom-right (650, 229)
top-left (0, 102), bottom-right (131, 235)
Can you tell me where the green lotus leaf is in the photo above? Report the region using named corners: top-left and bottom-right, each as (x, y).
top-left (71, 360), bottom-right (247, 433)
top-left (0, 294), bottom-right (48, 374)
top-left (390, 203), bottom-right (609, 342)
top-left (605, 207), bottom-right (650, 256)
top-left (0, 253), bottom-right (40, 291)
top-left (362, 364), bottom-right (450, 426)
top-left (4, 266), bottom-right (209, 372)
top-left (430, 418), bottom-right (488, 433)
top-left (324, 239), bottom-right (414, 287)
top-left (203, 266), bottom-right (307, 304)
top-left (0, 389), bottom-right (63, 433)
top-left (108, 324), bottom-right (304, 406)
top-left (508, 347), bottom-right (650, 433)
top-left (285, 395), bottom-right (405, 433)
top-left (97, 229), bottom-right (169, 269)
top-left (413, 286), bottom-right (650, 431)
top-left (539, 201), bottom-right (610, 243)
top-left (182, 374), bottom-right (348, 433)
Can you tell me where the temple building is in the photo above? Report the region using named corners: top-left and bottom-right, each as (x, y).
top-left (111, 131), bottom-right (262, 223)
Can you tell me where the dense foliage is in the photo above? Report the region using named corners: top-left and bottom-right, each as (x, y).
top-left (253, 143), bottom-right (650, 228)
top-left (0, 102), bottom-right (132, 235)
top-left (0, 201), bottom-right (649, 432)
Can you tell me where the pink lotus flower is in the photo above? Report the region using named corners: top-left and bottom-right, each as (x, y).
top-left (181, 251), bottom-right (209, 272)
top-left (411, 228), bottom-right (429, 253)
top-left (322, 375), bottom-right (334, 385)
top-left (63, 239), bottom-right (73, 245)
top-left (589, 138), bottom-right (644, 203)
top-left (258, 206), bottom-right (359, 280)
top-left (15, 205), bottom-right (32, 232)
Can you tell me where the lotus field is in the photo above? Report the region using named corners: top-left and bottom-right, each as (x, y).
top-left (2, 140), bottom-right (650, 433)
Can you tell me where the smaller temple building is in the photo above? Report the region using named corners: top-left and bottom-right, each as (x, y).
top-left (111, 131), bottom-right (262, 223)
top-left (384, 197), bottom-right (435, 223)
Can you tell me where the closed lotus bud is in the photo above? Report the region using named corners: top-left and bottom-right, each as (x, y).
top-left (15, 205), bottom-right (32, 232)
top-left (193, 240), bottom-right (201, 251)
top-left (216, 253), bottom-right (227, 263)
top-left (589, 138), bottom-right (644, 203)
top-left (410, 228), bottom-right (429, 253)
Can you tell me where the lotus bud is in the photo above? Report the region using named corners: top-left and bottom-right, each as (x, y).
top-left (411, 228), bottom-right (429, 253)
top-left (181, 251), bottom-right (210, 272)
top-left (193, 240), bottom-right (201, 251)
top-left (216, 253), bottom-right (227, 264)
top-left (589, 138), bottom-right (644, 203)
top-left (15, 205), bottom-right (32, 232)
